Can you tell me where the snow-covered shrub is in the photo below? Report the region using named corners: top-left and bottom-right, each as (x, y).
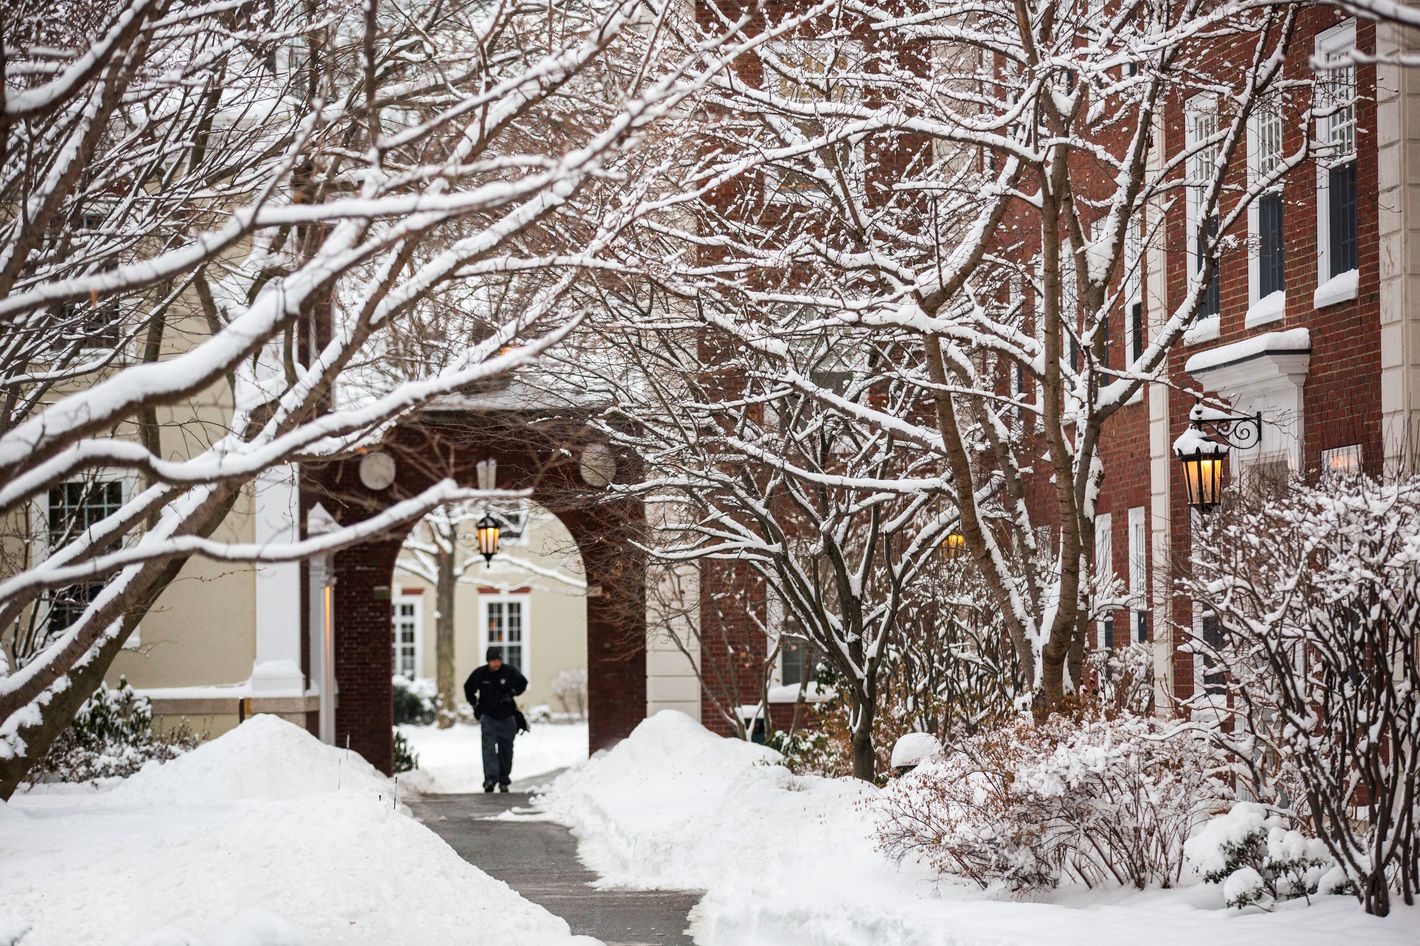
top-left (885, 556), bottom-right (1025, 745)
top-left (393, 728), bottom-right (420, 774)
top-left (763, 727), bottom-right (847, 777)
top-left (890, 731), bottom-right (942, 772)
top-left (1086, 642), bottom-right (1154, 715)
top-left (1183, 473), bottom-right (1420, 915)
top-left (392, 675), bottom-right (438, 726)
top-left (551, 669), bottom-right (587, 719)
top-left (30, 678), bottom-right (199, 784)
top-left (1184, 803), bottom-right (1346, 909)
top-left (877, 710), bottom-right (1227, 891)
top-left (527, 704), bottom-right (554, 724)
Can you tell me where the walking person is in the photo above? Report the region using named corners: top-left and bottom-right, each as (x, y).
top-left (463, 647), bottom-right (528, 792)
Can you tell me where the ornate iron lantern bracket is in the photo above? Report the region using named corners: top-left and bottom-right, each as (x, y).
top-left (1185, 399), bottom-right (1262, 450)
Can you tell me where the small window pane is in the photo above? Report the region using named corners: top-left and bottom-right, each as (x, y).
top-left (1328, 161), bottom-right (1358, 277)
top-left (1259, 193), bottom-right (1285, 296)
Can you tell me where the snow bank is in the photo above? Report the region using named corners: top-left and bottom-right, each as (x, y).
top-left (542, 710), bottom-right (885, 892)
top-left (106, 714), bottom-right (390, 806)
top-left (3, 715), bottom-right (594, 946)
top-left (542, 711), bottom-right (1419, 946)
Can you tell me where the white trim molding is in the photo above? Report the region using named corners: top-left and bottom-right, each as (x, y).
top-left (1184, 329), bottom-right (1312, 472)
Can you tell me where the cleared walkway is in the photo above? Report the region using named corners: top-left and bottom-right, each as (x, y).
top-left (409, 792), bottom-right (699, 946)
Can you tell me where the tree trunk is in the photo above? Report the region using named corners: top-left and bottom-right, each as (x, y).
top-left (435, 545), bottom-right (457, 729)
top-left (849, 691), bottom-right (876, 782)
top-left (0, 487), bottom-right (241, 799)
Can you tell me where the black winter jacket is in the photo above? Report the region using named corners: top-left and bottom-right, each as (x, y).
top-left (463, 663), bottom-right (528, 720)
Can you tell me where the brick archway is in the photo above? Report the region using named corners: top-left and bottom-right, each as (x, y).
top-left (302, 410), bottom-right (645, 774)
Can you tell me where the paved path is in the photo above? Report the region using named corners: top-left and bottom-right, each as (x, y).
top-left (409, 792), bottom-right (700, 946)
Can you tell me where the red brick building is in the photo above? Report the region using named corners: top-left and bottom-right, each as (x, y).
top-left (1087, 9), bottom-right (1420, 708)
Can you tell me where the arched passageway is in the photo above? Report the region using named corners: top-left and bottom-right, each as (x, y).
top-left (302, 409), bottom-right (645, 773)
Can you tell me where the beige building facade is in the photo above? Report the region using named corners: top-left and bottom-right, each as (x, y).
top-left (391, 506), bottom-right (589, 713)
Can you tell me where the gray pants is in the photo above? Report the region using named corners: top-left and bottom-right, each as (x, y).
top-left (480, 714), bottom-right (517, 787)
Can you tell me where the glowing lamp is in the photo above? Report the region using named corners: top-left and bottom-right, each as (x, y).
top-left (476, 514), bottom-right (500, 565)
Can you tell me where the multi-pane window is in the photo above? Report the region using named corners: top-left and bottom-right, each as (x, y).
top-left (1186, 100), bottom-right (1221, 320)
top-left (1124, 218), bottom-right (1145, 363)
top-left (1317, 21), bottom-right (1358, 283)
top-left (781, 635), bottom-right (820, 687)
top-left (484, 598), bottom-right (526, 671)
top-left (760, 40), bottom-right (866, 203)
top-left (1128, 506), bottom-right (1148, 643)
top-left (391, 597), bottom-right (420, 679)
top-left (53, 213), bottom-right (122, 351)
top-left (47, 480), bottom-right (124, 632)
top-left (1095, 512), bottom-right (1114, 650)
top-left (1252, 106), bottom-right (1286, 299)
top-left (1199, 613), bottom-right (1226, 695)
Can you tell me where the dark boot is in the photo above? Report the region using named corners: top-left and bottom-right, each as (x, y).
top-left (498, 783), bottom-right (509, 793)
top-left (483, 782), bottom-right (495, 793)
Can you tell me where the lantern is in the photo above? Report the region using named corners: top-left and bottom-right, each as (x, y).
top-left (942, 530), bottom-right (966, 561)
top-left (1175, 439), bottom-right (1226, 511)
top-left (1171, 400), bottom-right (1257, 513)
top-left (476, 514), bottom-right (500, 565)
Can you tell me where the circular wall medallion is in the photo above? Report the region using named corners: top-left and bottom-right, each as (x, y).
top-left (579, 443), bottom-right (616, 488)
top-left (358, 451), bottom-right (397, 491)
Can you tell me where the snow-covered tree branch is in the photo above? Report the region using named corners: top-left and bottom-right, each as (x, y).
top-left (0, 0), bottom-right (752, 796)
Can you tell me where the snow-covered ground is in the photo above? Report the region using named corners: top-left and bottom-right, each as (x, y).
top-left (540, 711), bottom-right (1420, 946)
top-left (398, 719), bottom-right (588, 793)
top-left (0, 716), bottom-right (597, 946)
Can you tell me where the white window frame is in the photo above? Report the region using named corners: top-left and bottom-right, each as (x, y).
top-left (1094, 512), bottom-right (1114, 648)
top-left (480, 592), bottom-right (531, 677)
top-left (1123, 217), bottom-right (1146, 404)
top-left (1246, 98), bottom-right (1287, 325)
top-left (30, 470), bottom-right (143, 648)
top-left (1321, 443), bottom-right (1363, 477)
top-left (1184, 94), bottom-right (1221, 343)
top-left (1191, 606), bottom-right (1227, 711)
top-left (1314, 19), bottom-right (1359, 307)
top-left (391, 593), bottom-right (423, 680)
top-left (1128, 506), bottom-right (1147, 642)
top-left (759, 39), bottom-right (868, 206)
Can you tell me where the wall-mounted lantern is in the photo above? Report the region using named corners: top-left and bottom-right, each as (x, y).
top-left (1172, 400), bottom-right (1262, 513)
top-left (476, 514), bottom-right (500, 566)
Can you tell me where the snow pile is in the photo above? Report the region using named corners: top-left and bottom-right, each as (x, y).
top-left (3, 715), bottom-right (595, 946)
top-left (106, 714), bottom-right (391, 806)
top-left (889, 732), bottom-right (941, 769)
top-left (543, 711), bottom-right (1419, 946)
top-left (541, 710), bottom-right (885, 892)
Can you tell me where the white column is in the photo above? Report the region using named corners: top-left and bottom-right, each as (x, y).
top-left (307, 503), bottom-right (338, 743)
top-left (251, 464), bottom-right (305, 694)
top-left (1377, 23), bottom-right (1420, 470)
top-left (1144, 139), bottom-right (1176, 713)
top-left (644, 501), bottom-right (702, 720)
